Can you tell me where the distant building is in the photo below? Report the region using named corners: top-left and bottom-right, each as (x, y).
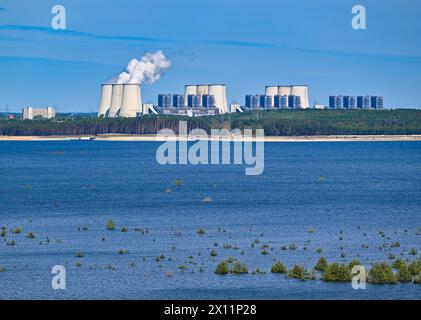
top-left (329, 96), bottom-right (343, 109)
top-left (7, 114), bottom-right (15, 120)
top-left (357, 96), bottom-right (371, 109)
top-left (371, 96), bottom-right (384, 109)
top-left (22, 107), bottom-right (56, 120)
top-left (172, 94), bottom-right (185, 108)
top-left (314, 104), bottom-right (326, 110)
top-left (187, 94), bottom-right (201, 108)
top-left (202, 94), bottom-right (215, 108)
top-left (158, 94), bottom-right (172, 108)
top-left (343, 96), bottom-right (356, 109)
top-left (288, 95), bottom-right (301, 109)
top-left (245, 95), bottom-right (260, 109)
top-left (260, 95), bottom-right (273, 108)
top-left (274, 95), bottom-right (288, 108)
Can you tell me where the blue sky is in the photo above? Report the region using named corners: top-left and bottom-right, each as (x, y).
top-left (0, 0), bottom-right (421, 112)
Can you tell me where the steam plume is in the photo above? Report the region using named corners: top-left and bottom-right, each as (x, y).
top-left (111, 51), bottom-right (171, 85)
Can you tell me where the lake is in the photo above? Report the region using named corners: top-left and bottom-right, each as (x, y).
top-left (0, 141), bottom-right (420, 299)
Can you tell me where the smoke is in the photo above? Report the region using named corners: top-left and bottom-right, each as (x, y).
top-left (111, 51), bottom-right (171, 85)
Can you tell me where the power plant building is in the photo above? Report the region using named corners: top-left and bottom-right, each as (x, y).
top-left (22, 107), bottom-right (56, 120)
top-left (357, 96), bottom-right (372, 109)
top-left (265, 85), bottom-right (309, 109)
top-left (245, 95), bottom-right (260, 109)
top-left (343, 96), bottom-right (356, 109)
top-left (274, 95), bottom-right (288, 108)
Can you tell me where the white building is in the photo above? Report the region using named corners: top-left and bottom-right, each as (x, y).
top-left (22, 107), bottom-right (56, 120)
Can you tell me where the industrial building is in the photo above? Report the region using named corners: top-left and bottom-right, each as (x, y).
top-left (330, 95), bottom-right (384, 109)
top-left (265, 85), bottom-right (309, 109)
top-left (22, 107), bottom-right (56, 120)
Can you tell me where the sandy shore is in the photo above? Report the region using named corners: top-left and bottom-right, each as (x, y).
top-left (1, 134), bottom-right (421, 142)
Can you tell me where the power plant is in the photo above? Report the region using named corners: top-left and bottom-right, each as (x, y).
top-left (98, 83), bottom-right (142, 118)
top-left (264, 85), bottom-right (310, 109)
top-left (184, 84), bottom-right (228, 114)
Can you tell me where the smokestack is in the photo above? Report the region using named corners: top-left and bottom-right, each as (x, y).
top-left (98, 84), bottom-right (113, 117)
top-left (108, 84), bottom-right (124, 117)
top-left (119, 84), bottom-right (142, 117)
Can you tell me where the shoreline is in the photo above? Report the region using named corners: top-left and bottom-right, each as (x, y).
top-left (1, 134), bottom-right (421, 142)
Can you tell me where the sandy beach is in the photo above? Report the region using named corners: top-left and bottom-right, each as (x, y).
top-left (1, 134), bottom-right (421, 142)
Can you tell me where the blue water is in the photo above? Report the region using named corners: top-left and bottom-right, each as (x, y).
top-left (0, 141), bottom-right (420, 300)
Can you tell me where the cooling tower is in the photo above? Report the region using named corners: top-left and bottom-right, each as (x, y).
top-left (265, 86), bottom-right (278, 107)
top-left (278, 86), bottom-right (292, 97)
top-left (290, 85), bottom-right (309, 109)
top-left (185, 85), bottom-right (197, 107)
top-left (108, 84), bottom-right (124, 117)
top-left (209, 84), bottom-right (228, 114)
top-left (197, 85), bottom-right (209, 96)
top-left (98, 84), bottom-right (113, 117)
top-left (119, 84), bottom-right (142, 117)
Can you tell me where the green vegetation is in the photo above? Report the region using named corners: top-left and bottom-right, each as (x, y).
top-left (14, 227), bottom-right (23, 234)
top-left (230, 262), bottom-right (248, 274)
top-left (74, 252), bottom-right (85, 258)
top-left (367, 262), bottom-right (397, 284)
top-left (210, 249), bottom-right (218, 257)
top-left (288, 265), bottom-right (314, 281)
top-left (414, 274), bottom-right (421, 284)
top-left (409, 258), bottom-right (421, 275)
top-left (26, 231), bottom-right (35, 239)
top-left (75, 262), bottom-right (82, 267)
top-left (106, 219), bottom-right (116, 231)
top-left (173, 179), bottom-right (183, 187)
top-left (215, 261), bottom-right (230, 274)
top-left (397, 264), bottom-right (413, 282)
top-left (322, 263), bottom-right (351, 282)
top-left (3, 110), bottom-right (421, 137)
top-left (271, 261), bottom-right (287, 274)
top-left (314, 257), bottom-right (328, 272)
top-left (120, 227), bottom-right (129, 233)
top-left (197, 228), bottom-right (205, 235)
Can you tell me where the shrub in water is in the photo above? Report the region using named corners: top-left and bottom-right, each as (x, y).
top-left (210, 249), bottom-right (217, 257)
top-left (414, 274), bottom-right (421, 284)
top-left (26, 232), bottom-right (35, 239)
top-left (215, 261), bottom-right (229, 274)
top-left (392, 259), bottom-right (407, 270)
top-left (409, 258), bottom-right (421, 276)
top-left (271, 261), bottom-right (287, 274)
top-left (74, 252), bottom-right (85, 258)
top-left (14, 227), bottom-right (23, 234)
top-left (367, 262), bottom-right (397, 284)
top-left (230, 262), bottom-right (248, 274)
top-left (197, 228), bottom-right (205, 235)
top-left (314, 257), bottom-right (328, 272)
top-left (288, 265), bottom-right (311, 281)
top-left (106, 219), bottom-right (116, 231)
top-left (349, 259), bottom-right (362, 269)
top-left (397, 264), bottom-right (413, 283)
top-left (322, 263), bottom-right (351, 282)
top-left (121, 227), bottom-right (129, 233)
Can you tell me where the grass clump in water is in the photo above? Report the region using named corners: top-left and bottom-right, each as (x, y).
top-left (397, 264), bottom-right (413, 283)
top-left (202, 197), bottom-right (213, 204)
top-left (173, 179), bottom-right (183, 187)
top-left (414, 274), bottom-right (421, 284)
top-left (409, 258), bottom-right (421, 276)
top-left (288, 265), bottom-right (313, 281)
top-left (26, 231), bottom-right (35, 239)
top-left (74, 252), bottom-right (85, 258)
top-left (230, 262), bottom-right (248, 274)
top-left (117, 249), bottom-right (129, 255)
top-left (314, 257), bottom-right (328, 272)
top-left (271, 261), bottom-right (287, 274)
top-left (14, 227), bottom-right (23, 234)
top-left (197, 228), bottom-right (205, 235)
top-left (106, 219), bottom-right (116, 231)
top-left (367, 262), bottom-right (397, 284)
top-left (215, 260), bottom-right (229, 274)
top-left (322, 263), bottom-right (351, 282)
top-left (120, 227), bottom-right (129, 233)
top-left (210, 249), bottom-right (217, 257)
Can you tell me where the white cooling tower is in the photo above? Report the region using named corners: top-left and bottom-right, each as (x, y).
top-left (290, 85), bottom-right (309, 109)
top-left (278, 86), bottom-right (292, 97)
top-left (108, 84), bottom-right (124, 117)
top-left (265, 86), bottom-right (278, 107)
top-left (197, 85), bottom-right (209, 96)
top-left (185, 85), bottom-right (197, 107)
top-left (119, 84), bottom-right (142, 117)
top-left (209, 84), bottom-right (228, 114)
top-left (98, 84), bottom-right (113, 117)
